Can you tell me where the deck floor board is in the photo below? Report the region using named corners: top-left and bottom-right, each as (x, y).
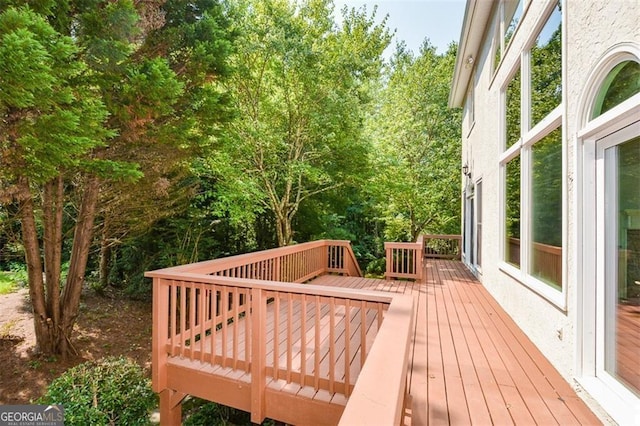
top-left (313, 260), bottom-right (601, 425)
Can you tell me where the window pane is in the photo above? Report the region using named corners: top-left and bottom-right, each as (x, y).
top-left (605, 135), bottom-right (640, 396)
top-left (494, 26), bottom-right (502, 72)
top-left (505, 0), bottom-right (524, 47)
top-left (531, 2), bottom-right (562, 126)
top-left (505, 155), bottom-right (521, 267)
top-left (592, 61), bottom-right (640, 119)
top-left (531, 127), bottom-right (562, 289)
top-left (506, 68), bottom-right (521, 148)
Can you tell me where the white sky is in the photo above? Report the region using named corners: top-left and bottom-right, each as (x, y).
top-left (333, 0), bottom-right (466, 58)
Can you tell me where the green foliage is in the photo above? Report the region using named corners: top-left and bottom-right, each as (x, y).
top-left (39, 357), bottom-right (156, 426)
top-left (0, 6), bottom-right (111, 183)
top-left (213, 0), bottom-right (391, 245)
top-left (0, 271), bottom-right (18, 294)
top-left (183, 397), bottom-right (276, 426)
top-left (367, 41), bottom-right (462, 241)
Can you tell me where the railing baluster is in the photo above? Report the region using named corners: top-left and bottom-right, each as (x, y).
top-left (214, 285), bottom-right (222, 364)
top-left (273, 293), bottom-right (280, 380)
top-left (286, 292), bottom-right (293, 383)
top-left (180, 282), bottom-right (186, 358)
top-left (189, 283), bottom-right (195, 359)
top-left (221, 286), bottom-right (228, 367)
top-left (329, 297), bottom-right (335, 394)
top-left (344, 299), bottom-right (351, 396)
top-left (170, 280), bottom-right (177, 356)
top-left (200, 283), bottom-right (206, 363)
top-left (360, 300), bottom-right (367, 368)
top-left (245, 288), bottom-right (251, 373)
top-left (314, 295), bottom-right (321, 391)
top-left (233, 287), bottom-right (239, 370)
top-left (300, 294), bottom-right (307, 385)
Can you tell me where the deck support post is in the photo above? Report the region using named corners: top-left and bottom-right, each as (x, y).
top-left (159, 389), bottom-right (185, 425)
top-left (250, 287), bottom-right (267, 424)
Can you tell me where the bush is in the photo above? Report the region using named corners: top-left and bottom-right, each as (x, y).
top-left (365, 257), bottom-right (386, 277)
top-left (182, 398), bottom-right (277, 426)
top-left (39, 356), bottom-right (156, 425)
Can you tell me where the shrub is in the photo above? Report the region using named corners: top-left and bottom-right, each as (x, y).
top-left (365, 257), bottom-right (386, 277)
top-left (39, 356), bottom-right (156, 425)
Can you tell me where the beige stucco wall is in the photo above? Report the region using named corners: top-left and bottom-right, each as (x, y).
top-left (460, 0), bottom-right (640, 386)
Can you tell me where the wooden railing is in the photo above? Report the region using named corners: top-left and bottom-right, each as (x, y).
top-left (146, 240), bottom-right (413, 425)
top-left (384, 235), bottom-right (424, 281)
top-left (175, 239), bottom-right (362, 281)
top-left (423, 234), bottom-right (461, 259)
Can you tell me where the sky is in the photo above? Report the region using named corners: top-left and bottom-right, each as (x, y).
top-left (332, 0), bottom-right (466, 58)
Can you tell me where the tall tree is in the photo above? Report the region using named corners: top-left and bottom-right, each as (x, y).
top-left (368, 42), bottom-right (462, 241)
top-left (0, 0), bottom-right (234, 357)
top-left (212, 0), bottom-right (391, 246)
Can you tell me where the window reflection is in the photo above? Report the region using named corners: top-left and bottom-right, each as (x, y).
top-left (531, 3), bottom-right (562, 127)
top-left (606, 136), bottom-right (640, 396)
top-left (592, 61), bottom-right (640, 118)
top-left (506, 155), bottom-right (521, 267)
top-left (531, 127), bottom-right (562, 289)
top-left (506, 68), bottom-right (521, 148)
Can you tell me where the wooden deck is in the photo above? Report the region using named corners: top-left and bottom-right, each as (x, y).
top-left (148, 240), bottom-right (604, 425)
top-left (312, 259), bottom-right (602, 426)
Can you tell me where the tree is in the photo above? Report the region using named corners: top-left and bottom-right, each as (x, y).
top-left (368, 42), bottom-right (462, 242)
top-left (0, 0), bottom-right (234, 357)
top-left (0, 5), bottom-right (114, 356)
top-left (212, 0), bottom-right (391, 246)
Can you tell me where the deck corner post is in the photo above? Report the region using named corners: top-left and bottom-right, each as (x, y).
top-left (159, 389), bottom-right (183, 425)
top-left (250, 287), bottom-right (267, 424)
top-left (153, 277), bottom-right (169, 392)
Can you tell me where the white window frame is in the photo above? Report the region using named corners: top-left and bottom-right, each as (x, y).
top-left (498, 0), bottom-right (566, 309)
top-left (493, 0), bottom-right (529, 75)
top-left (575, 43), bottom-right (640, 426)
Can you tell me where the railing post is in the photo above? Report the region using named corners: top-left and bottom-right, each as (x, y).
top-left (385, 243), bottom-right (392, 281)
top-left (250, 287), bottom-right (267, 424)
top-left (153, 278), bottom-right (169, 393)
top-left (416, 236), bottom-right (425, 282)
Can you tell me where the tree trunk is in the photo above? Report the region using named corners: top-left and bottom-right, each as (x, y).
top-left (59, 176), bottom-right (101, 357)
top-left (17, 178), bottom-right (58, 354)
top-left (43, 176), bottom-right (63, 338)
top-left (275, 213), bottom-right (293, 247)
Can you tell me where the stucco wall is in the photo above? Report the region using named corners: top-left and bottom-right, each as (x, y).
top-left (460, 0), bottom-right (640, 385)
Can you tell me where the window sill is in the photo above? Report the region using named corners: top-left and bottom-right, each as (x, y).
top-left (498, 262), bottom-right (567, 311)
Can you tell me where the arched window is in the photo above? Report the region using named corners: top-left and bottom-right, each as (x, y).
top-left (591, 60), bottom-right (640, 119)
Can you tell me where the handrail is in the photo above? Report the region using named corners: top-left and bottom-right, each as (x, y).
top-left (338, 294), bottom-right (414, 425)
top-left (149, 240), bottom-right (362, 281)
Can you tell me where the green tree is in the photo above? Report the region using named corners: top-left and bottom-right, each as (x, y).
top-left (368, 42), bottom-right (462, 242)
top-left (0, 0), bottom-right (234, 357)
top-left (0, 6), bottom-right (114, 356)
top-left (212, 0), bottom-right (391, 246)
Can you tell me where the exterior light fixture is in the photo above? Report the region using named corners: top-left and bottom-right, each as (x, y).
top-left (465, 55), bottom-right (474, 69)
top-left (462, 163), bottom-right (469, 176)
